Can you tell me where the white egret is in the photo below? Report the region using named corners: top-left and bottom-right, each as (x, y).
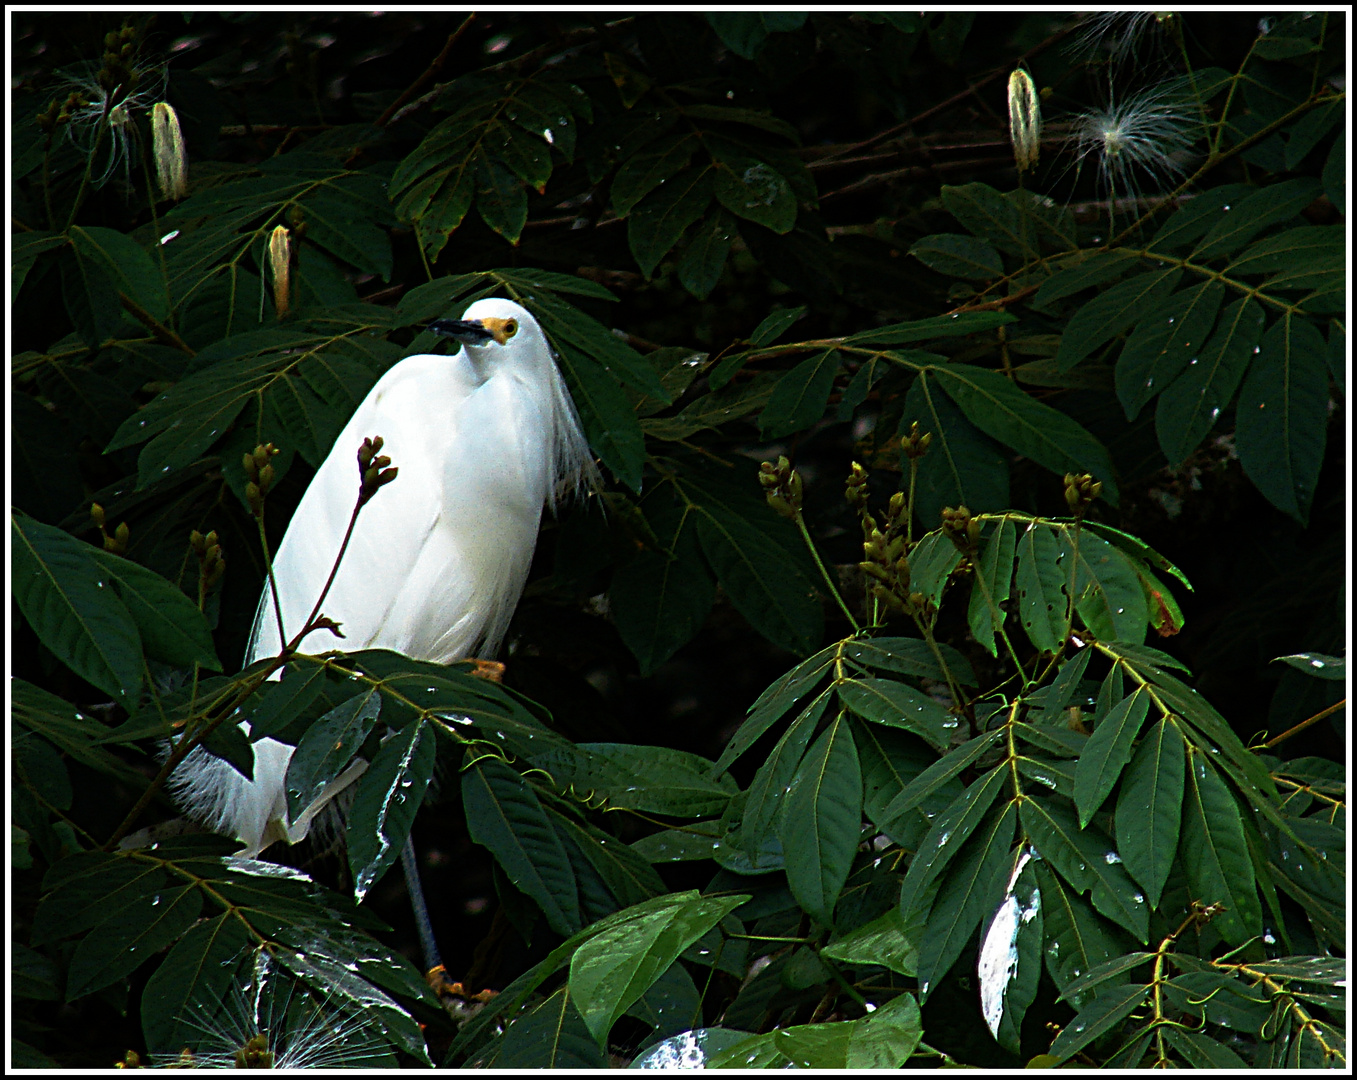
top-left (169, 297), bottom-right (597, 858)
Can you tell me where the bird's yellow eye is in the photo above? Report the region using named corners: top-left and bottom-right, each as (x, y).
top-left (482, 317), bottom-right (519, 345)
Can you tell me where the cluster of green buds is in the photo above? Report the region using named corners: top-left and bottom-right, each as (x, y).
top-left (89, 502), bottom-right (129, 555)
top-left (850, 462), bottom-right (924, 615)
top-left (98, 25), bottom-right (142, 101)
top-left (758, 455), bottom-right (803, 521)
top-left (35, 89), bottom-right (92, 134)
top-left (242, 442), bottom-right (279, 516)
top-left (940, 504), bottom-right (983, 553)
top-left (1063, 472), bottom-right (1103, 518)
top-left (901, 420), bottom-right (932, 462)
top-left (189, 528), bottom-right (225, 595)
top-left (358, 435), bottom-right (398, 505)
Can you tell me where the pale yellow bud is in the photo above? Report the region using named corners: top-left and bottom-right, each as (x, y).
top-left (152, 102), bottom-right (188, 200)
top-left (1008, 69), bottom-right (1041, 174)
top-left (268, 225), bottom-right (291, 319)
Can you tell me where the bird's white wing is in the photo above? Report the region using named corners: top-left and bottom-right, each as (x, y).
top-left (249, 352), bottom-right (479, 664)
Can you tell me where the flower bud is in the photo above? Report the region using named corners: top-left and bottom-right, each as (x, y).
top-left (1008, 69), bottom-right (1042, 174)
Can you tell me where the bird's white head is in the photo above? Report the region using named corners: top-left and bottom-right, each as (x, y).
top-left (429, 297), bottom-right (599, 508)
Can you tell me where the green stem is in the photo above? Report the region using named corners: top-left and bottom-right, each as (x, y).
top-left (795, 512), bottom-right (860, 632)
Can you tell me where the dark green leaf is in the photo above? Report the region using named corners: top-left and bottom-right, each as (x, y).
top-left (1015, 521), bottom-right (1068, 655)
top-left (463, 756), bottom-right (580, 936)
top-left (741, 692), bottom-right (828, 860)
top-left (967, 516), bottom-right (1017, 657)
top-left (685, 472), bottom-right (823, 656)
top-left (677, 209), bottom-right (736, 299)
top-left (710, 645), bottom-right (837, 776)
top-left (934, 365), bottom-right (1119, 501)
top-left (1074, 688), bottom-right (1150, 826)
top-left (879, 730), bottom-right (1004, 830)
top-left (11, 514), bottom-right (144, 700)
top-left (905, 374), bottom-right (1010, 530)
top-left (1034, 861), bottom-right (1119, 1003)
top-left (1236, 314), bottom-right (1329, 524)
top-left (838, 678), bottom-right (958, 753)
top-left (347, 719), bottom-right (435, 902)
top-left (1049, 982), bottom-right (1149, 1062)
top-left (758, 349), bottom-right (840, 438)
top-left (628, 167), bottom-right (714, 278)
top-left (1115, 281), bottom-right (1226, 421)
top-left (915, 800), bottom-right (1016, 1002)
top-left (1020, 799), bottom-right (1149, 942)
top-left (611, 499), bottom-right (714, 675)
top-left (713, 157), bottom-right (797, 233)
top-left (941, 182), bottom-right (1032, 257)
top-left (704, 12), bottom-right (807, 59)
top-left (843, 311), bottom-right (1015, 346)
top-left (1180, 749), bottom-right (1262, 947)
top-left (612, 133), bottom-right (699, 216)
top-left (1191, 178), bottom-right (1323, 261)
top-left (910, 233), bottom-right (1003, 280)
top-left (781, 716), bottom-right (862, 927)
top-left (1147, 184), bottom-right (1255, 252)
top-left (1155, 297), bottom-right (1265, 467)
top-left (844, 636), bottom-right (976, 687)
top-left (285, 690), bottom-right (380, 824)
top-left (569, 891), bottom-right (745, 1046)
top-left (1032, 249), bottom-right (1140, 307)
top-left (1056, 269), bottom-right (1183, 372)
top-left (899, 764), bottom-right (1007, 919)
top-left (67, 884), bottom-right (204, 1000)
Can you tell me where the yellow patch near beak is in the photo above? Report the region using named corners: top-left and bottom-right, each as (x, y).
top-left (479, 317), bottom-right (519, 345)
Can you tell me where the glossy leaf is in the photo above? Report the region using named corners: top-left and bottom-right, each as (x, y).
top-left (463, 756), bottom-right (581, 936)
top-left (1019, 798), bottom-right (1149, 942)
top-left (498, 984), bottom-right (606, 1068)
top-left (1074, 688), bottom-right (1150, 826)
top-left (915, 800), bottom-right (1017, 1002)
top-left (1015, 522), bottom-right (1067, 655)
top-left (967, 515), bottom-right (1017, 657)
top-left (11, 514), bottom-right (147, 700)
top-left (741, 692), bottom-right (828, 859)
top-left (1180, 749), bottom-right (1262, 947)
top-left (879, 729), bottom-right (1004, 829)
top-left (1115, 281), bottom-right (1226, 421)
top-left (285, 690), bottom-right (381, 823)
top-left (838, 677), bottom-right (957, 752)
top-left (1033, 861), bottom-right (1119, 1004)
top-left (1155, 297), bottom-right (1265, 466)
top-left (569, 891), bottom-right (744, 1047)
top-left (710, 644), bottom-right (836, 775)
top-left (977, 850), bottom-right (1043, 1054)
top-left (898, 764), bottom-right (1006, 919)
top-left (781, 716), bottom-right (861, 927)
top-left (347, 718), bottom-right (435, 902)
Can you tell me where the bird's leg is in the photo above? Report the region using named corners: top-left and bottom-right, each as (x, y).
top-left (401, 833), bottom-right (443, 974)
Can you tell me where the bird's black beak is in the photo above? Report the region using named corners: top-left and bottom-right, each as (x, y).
top-left (427, 318), bottom-right (495, 345)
